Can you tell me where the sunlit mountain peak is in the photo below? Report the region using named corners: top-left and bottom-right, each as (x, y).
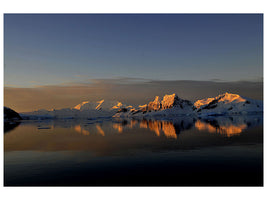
top-left (111, 102), bottom-right (123, 109)
top-left (74, 101), bottom-right (90, 110)
top-left (194, 92), bottom-right (246, 109)
top-left (96, 99), bottom-right (105, 110)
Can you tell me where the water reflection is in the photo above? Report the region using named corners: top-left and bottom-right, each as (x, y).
top-left (140, 120), bottom-right (178, 139)
top-left (195, 120), bottom-right (247, 137)
top-left (4, 114), bottom-right (263, 155)
top-left (112, 120), bottom-right (178, 138)
top-left (112, 120), bottom-right (138, 133)
top-left (74, 125), bottom-right (90, 135)
top-left (111, 114), bottom-right (263, 139)
top-left (96, 125), bottom-right (105, 136)
top-left (112, 117), bottom-right (196, 139)
top-left (4, 114), bottom-right (262, 139)
top-left (4, 121), bottom-right (21, 133)
top-left (4, 115), bottom-right (263, 186)
top-left (196, 115), bottom-right (262, 137)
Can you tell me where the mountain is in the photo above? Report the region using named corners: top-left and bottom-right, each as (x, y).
top-left (21, 100), bottom-right (129, 119)
top-left (4, 107), bottom-right (22, 133)
top-left (4, 107), bottom-right (22, 121)
top-left (114, 92), bottom-right (263, 119)
top-left (73, 100), bottom-right (127, 111)
top-left (114, 93), bottom-right (196, 119)
top-left (194, 92), bottom-right (263, 116)
top-left (19, 92), bottom-right (263, 120)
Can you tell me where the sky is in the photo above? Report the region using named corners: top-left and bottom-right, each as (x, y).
top-left (4, 14), bottom-right (263, 112)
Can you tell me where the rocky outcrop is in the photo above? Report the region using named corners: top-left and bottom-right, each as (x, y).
top-left (4, 107), bottom-right (22, 121)
top-left (148, 96), bottom-right (161, 111)
top-left (144, 93), bottom-right (194, 112)
top-left (4, 107), bottom-right (22, 133)
top-left (161, 94), bottom-right (177, 109)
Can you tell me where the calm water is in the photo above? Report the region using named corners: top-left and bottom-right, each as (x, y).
top-left (4, 115), bottom-right (263, 186)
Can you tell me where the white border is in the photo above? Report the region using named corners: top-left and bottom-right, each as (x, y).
top-left (0, 0), bottom-right (266, 200)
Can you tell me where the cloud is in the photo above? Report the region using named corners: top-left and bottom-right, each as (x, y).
top-left (208, 78), bottom-right (225, 82)
top-left (88, 77), bottom-right (151, 85)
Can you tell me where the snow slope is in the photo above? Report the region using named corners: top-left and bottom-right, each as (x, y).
top-left (195, 92), bottom-right (263, 116)
top-left (21, 100), bottom-right (128, 119)
top-left (114, 92), bottom-right (263, 119)
top-left (20, 92), bottom-right (263, 120)
top-left (113, 93), bottom-right (196, 119)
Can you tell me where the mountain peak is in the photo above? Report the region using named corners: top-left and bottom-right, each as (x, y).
top-left (194, 92), bottom-right (245, 109)
top-left (74, 101), bottom-right (90, 110)
top-left (194, 92), bottom-right (262, 115)
top-left (148, 96), bottom-right (161, 111)
top-left (219, 92), bottom-right (244, 103)
top-left (112, 102), bottom-right (123, 109)
top-left (73, 99), bottom-right (126, 111)
top-left (95, 99), bottom-right (105, 110)
top-left (161, 93), bottom-right (179, 109)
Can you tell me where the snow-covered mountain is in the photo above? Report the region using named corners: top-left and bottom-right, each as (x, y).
top-left (114, 92), bottom-right (263, 119)
top-left (73, 100), bottom-right (127, 111)
top-left (21, 100), bottom-right (129, 119)
top-left (20, 92), bottom-right (263, 120)
top-left (195, 92), bottom-right (263, 116)
top-left (113, 93), bottom-right (196, 119)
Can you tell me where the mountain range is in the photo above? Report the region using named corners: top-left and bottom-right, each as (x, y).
top-left (18, 92), bottom-right (262, 120)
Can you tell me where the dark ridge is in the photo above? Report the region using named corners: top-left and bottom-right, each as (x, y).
top-left (132, 110), bottom-right (142, 115)
top-left (4, 107), bottom-right (22, 121)
top-left (202, 104), bottom-right (217, 110)
top-left (117, 108), bottom-right (128, 113)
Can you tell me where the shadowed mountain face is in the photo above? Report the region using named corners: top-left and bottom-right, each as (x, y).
top-left (4, 107), bottom-right (22, 121)
top-left (4, 107), bottom-right (22, 133)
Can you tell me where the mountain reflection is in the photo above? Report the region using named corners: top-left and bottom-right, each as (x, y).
top-left (74, 124), bottom-right (106, 136)
top-left (195, 120), bottom-right (247, 137)
top-left (96, 125), bottom-right (105, 136)
top-left (6, 115), bottom-right (262, 139)
top-left (113, 120), bottom-right (178, 138)
top-left (4, 121), bottom-right (21, 133)
top-left (112, 117), bottom-right (195, 139)
top-left (109, 115), bottom-right (262, 138)
top-left (140, 120), bottom-right (177, 139)
top-left (70, 115), bottom-right (263, 139)
top-left (74, 125), bottom-right (90, 135)
top-left (195, 115), bottom-right (262, 137)
top-left (4, 115), bottom-right (263, 154)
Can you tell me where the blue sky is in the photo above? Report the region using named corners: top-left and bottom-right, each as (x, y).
top-left (4, 14), bottom-right (263, 87)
